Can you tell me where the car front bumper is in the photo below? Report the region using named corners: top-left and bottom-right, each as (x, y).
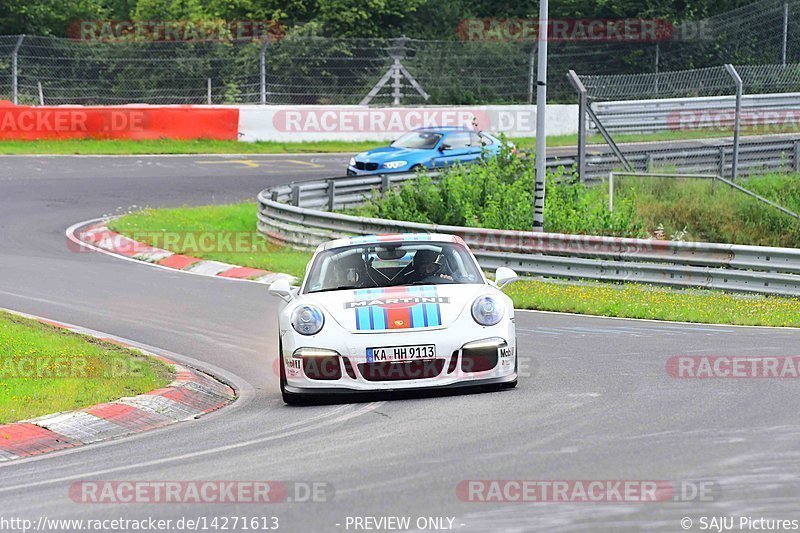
top-left (346, 165), bottom-right (411, 176)
top-left (281, 322), bottom-right (517, 393)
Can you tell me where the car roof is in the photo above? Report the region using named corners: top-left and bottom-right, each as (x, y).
top-left (412, 126), bottom-right (477, 133)
top-left (317, 233), bottom-right (465, 252)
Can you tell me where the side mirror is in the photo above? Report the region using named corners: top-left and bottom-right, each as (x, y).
top-left (268, 278), bottom-right (294, 302)
top-left (439, 143), bottom-right (452, 152)
top-left (495, 267), bottom-right (518, 289)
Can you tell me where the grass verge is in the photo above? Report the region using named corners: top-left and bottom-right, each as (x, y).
top-left (110, 203), bottom-right (800, 328)
top-left (0, 127), bottom-right (793, 154)
top-left (108, 203), bottom-right (311, 277)
top-left (506, 281), bottom-right (800, 328)
top-left (0, 139), bottom-right (386, 155)
top-left (0, 311), bottom-right (174, 424)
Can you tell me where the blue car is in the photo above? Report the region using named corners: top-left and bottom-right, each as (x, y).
top-left (347, 126), bottom-right (511, 176)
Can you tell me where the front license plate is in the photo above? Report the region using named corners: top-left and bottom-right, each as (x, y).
top-left (367, 345), bottom-right (436, 363)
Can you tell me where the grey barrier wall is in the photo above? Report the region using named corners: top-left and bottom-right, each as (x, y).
top-left (257, 171), bottom-right (800, 297)
top-left (592, 92), bottom-right (800, 135)
top-left (556, 134), bottom-right (800, 182)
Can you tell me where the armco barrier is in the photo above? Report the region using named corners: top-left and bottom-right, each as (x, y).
top-left (257, 172), bottom-right (800, 297)
top-left (574, 134), bottom-right (800, 182)
top-left (0, 102), bottom-right (239, 140)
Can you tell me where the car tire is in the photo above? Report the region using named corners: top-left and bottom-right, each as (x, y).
top-left (410, 164), bottom-right (423, 172)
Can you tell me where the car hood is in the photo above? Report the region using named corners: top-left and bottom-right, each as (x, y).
top-left (304, 283), bottom-right (488, 333)
top-left (356, 146), bottom-right (427, 162)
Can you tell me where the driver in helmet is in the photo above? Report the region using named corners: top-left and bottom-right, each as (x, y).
top-left (409, 249), bottom-right (453, 283)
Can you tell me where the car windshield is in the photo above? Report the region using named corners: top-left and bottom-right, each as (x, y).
top-left (304, 241), bottom-right (483, 293)
top-left (390, 132), bottom-right (442, 149)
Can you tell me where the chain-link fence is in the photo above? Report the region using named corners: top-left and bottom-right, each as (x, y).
top-left (570, 62), bottom-right (800, 181)
top-left (0, 0), bottom-right (799, 106)
top-left (0, 35), bottom-right (535, 105)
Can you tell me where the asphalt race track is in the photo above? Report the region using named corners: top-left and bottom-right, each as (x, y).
top-left (2, 153), bottom-right (800, 532)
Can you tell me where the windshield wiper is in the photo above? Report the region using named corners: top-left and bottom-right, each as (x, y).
top-left (308, 285), bottom-right (362, 294)
top-left (406, 280), bottom-right (455, 286)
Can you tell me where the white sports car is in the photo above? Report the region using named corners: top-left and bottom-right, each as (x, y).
top-left (268, 233), bottom-right (518, 404)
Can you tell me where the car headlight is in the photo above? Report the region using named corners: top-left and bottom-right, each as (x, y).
top-left (471, 295), bottom-right (504, 326)
top-left (349, 157), bottom-right (356, 167)
top-left (382, 160), bottom-right (407, 169)
top-left (291, 305), bottom-right (325, 335)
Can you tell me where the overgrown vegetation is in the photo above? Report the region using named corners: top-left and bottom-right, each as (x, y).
top-left (1, 0), bottom-right (764, 40)
top-left (350, 151), bottom-right (800, 247)
top-left (617, 172), bottom-right (800, 247)
top-left (350, 150), bottom-right (643, 237)
top-left (4, 1), bottom-right (796, 105)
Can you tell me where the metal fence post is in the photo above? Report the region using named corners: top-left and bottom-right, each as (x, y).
top-left (37, 81), bottom-right (43, 105)
top-left (608, 172), bottom-right (614, 212)
top-left (532, 0), bottom-right (549, 232)
top-left (291, 184), bottom-right (301, 207)
top-left (392, 57), bottom-right (402, 106)
top-left (794, 140), bottom-right (800, 172)
top-left (724, 64), bottom-right (743, 181)
top-left (527, 45), bottom-right (537, 104)
top-left (11, 35), bottom-right (24, 105)
top-left (207, 78), bottom-right (212, 105)
top-left (260, 37), bottom-right (269, 105)
top-left (783, 1), bottom-right (789, 66)
top-left (566, 70), bottom-right (587, 182)
top-left (718, 146), bottom-right (726, 177)
top-left (654, 43), bottom-right (660, 94)
top-left (380, 174), bottom-right (390, 193)
top-left (327, 180), bottom-right (336, 211)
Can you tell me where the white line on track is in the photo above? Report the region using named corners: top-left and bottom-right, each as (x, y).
top-left (0, 401), bottom-right (383, 492)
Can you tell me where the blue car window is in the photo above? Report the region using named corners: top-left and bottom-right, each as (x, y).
top-left (391, 132), bottom-right (442, 149)
top-left (446, 132), bottom-right (471, 149)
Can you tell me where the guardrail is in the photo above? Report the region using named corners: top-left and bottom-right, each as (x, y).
top-left (593, 92), bottom-right (800, 135)
top-left (563, 135), bottom-right (800, 182)
top-left (257, 171), bottom-right (800, 297)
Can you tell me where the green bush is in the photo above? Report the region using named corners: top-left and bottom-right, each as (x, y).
top-left (351, 150), bottom-right (643, 236)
